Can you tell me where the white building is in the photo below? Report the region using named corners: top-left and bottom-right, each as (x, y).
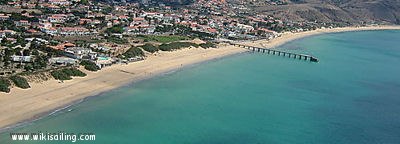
top-left (48, 0), bottom-right (71, 6)
top-left (64, 47), bottom-right (92, 59)
top-left (49, 57), bottom-right (78, 65)
top-left (11, 55), bottom-right (33, 62)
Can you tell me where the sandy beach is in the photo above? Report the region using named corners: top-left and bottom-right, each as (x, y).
top-left (1, 25), bottom-right (400, 130)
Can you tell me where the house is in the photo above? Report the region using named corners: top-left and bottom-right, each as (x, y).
top-left (14, 20), bottom-right (31, 27)
top-left (162, 14), bottom-right (176, 23)
top-left (125, 25), bottom-right (155, 34)
top-left (130, 17), bottom-right (146, 26)
top-left (118, 15), bottom-right (129, 21)
top-left (64, 47), bottom-right (92, 59)
top-left (79, 19), bottom-right (92, 25)
top-left (26, 29), bottom-right (38, 33)
top-left (142, 12), bottom-right (163, 19)
top-left (48, 14), bottom-right (68, 23)
top-left (42, 27), bottom-right (57, 36)
top-left (95, 56), bottom-right (113, 68)
top-left (235, 23), bottom-right (254, 33)
top-left (48, 0), bottom-right (71, 6)
top-left (49, 57), bottom-right (78, 65)
top-left (256, 28), bottom-right (278, 37)
top-left (127, 57), bottom-right (144, 62)
top-left (0, 30), bottom-right (16, 37)
top-left (25, 38), bottom-right (49, 44)
top-left (39, 22), bottom-right (52, 29)
top-left (0, 14), bottom-right (10, 21)
top-left (207, 28), bottom-right (218, 34)
top-left (40, 3), bottom-right (60, 10)
top-left (21, 13), bottom-right (34, 18)
top-left (11, 55), bottom-right (33, 63)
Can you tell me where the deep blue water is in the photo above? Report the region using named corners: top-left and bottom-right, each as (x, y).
top-left (1, 30), bottom-right (400, 144)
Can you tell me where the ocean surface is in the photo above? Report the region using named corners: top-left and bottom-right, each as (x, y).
top-left (1, 30), bottom-right (400, 144)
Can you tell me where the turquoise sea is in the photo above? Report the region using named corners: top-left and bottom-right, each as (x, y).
top-left (1, 30), bottom-right (400, 144)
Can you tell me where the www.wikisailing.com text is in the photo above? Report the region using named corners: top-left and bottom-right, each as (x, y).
top-left (10, 131), bottom-right (95, 143)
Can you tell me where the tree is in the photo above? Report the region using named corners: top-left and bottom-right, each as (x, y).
top-left (32, 49), bottom-right (39, 56)
top-left (22, 49), bottom-right (31, 56)
top-left (80, 60), bottom-right (100, 71)
top-left (33, 54), bottom-right (48, 70)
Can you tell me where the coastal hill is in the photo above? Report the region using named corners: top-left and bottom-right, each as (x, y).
top-left (103, 0), bottom-right (400, 25)
top-left (250, 0), bottom-right (400, 25)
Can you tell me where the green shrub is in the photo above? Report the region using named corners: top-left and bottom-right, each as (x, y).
top-left (80, 60), bottom-right (100, 71)
top-left (0, 77), bottom-right (11, 93)
top-left (84, 65), bottom-right (100, 71)
top-left (51, 70), bottom-right (72, 80)
top-left (123, 47), bottom-right (145, 58)
top-left (159, 42), bottom-right (199, 51)
top-left (10, 75), bottom-right (30, 89)
top-left (199, 42), bottom-right (216, 48)
top-left (140, 44), bottom-right (159, 53)
top-left (51, 68), bottom-right (87, 81)
top-left (61, 68), bottom-right (87, 77)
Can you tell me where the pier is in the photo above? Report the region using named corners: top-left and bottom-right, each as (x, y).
top-left (231, 43), bottom-right (319, 62)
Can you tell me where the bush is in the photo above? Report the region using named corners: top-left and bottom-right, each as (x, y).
top-left (140, 44), bottom-right (159, 53)
top-left (61, 68), bottom-right (87, 77)
top-left (51, 68), bottom-right (87, 81)
top-left (0, 77), bottom-right (11, 93)
top-left (80, 60), bottom-right (100, 71)
top-left (10, 75), bottom-right (30, 89)
top-left (84, 65), bottom-right (100, 71)
top-left (123, 47), bottom-right (144, 58)
top-left (199, 42), bottom-right (216, 48)
top-left (51, 70), bottom-right (72, 80)
top-left (158, 42), bottom-right (199, 51)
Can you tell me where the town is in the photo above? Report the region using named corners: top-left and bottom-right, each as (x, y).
top-left (0, 0), bottom-right (357, 93)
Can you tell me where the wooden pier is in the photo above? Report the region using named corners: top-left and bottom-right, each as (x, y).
top-left (232, 43), bottom-right (319, 62)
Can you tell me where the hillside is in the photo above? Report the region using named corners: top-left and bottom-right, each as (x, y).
top-left (250, 0), bottom-right (400, 24)
top-left (100, 0), bottom-right (400, 25)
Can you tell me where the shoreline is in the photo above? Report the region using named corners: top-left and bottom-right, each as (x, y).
top-left (0, 46), bottom-right (248, 131)
top-left (1, 25), bottom-right (400, 131)
top-left (241, 25), bottom-right (400, 48)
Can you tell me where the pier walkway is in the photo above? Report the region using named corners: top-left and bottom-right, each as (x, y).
top-left (231, 43), bottom-right (319, 62)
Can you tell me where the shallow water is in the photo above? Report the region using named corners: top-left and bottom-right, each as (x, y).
top-left (1, 30), bottom-right (400, 144)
